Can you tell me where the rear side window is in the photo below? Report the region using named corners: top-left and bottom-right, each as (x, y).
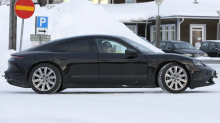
top-left (201, 42), bottom-right (209, 49)
top-left (160, 42), bottom-right (166, 50)
top-left (165, 43), bottom-right (173, 50)
top-left (54, 39), bottom-right (92, 52)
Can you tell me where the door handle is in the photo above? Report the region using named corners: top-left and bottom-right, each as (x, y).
top-left (101, 59), bottom-right (111, 62)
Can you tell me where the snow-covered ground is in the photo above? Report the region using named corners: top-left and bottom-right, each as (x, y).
top-left (0, 64), bottom-right (219, 123)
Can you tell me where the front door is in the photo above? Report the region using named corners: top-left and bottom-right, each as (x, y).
top-left (94, 38), bottom-right (148, 87)
top-left (190, 24), bottom-right (206, 46)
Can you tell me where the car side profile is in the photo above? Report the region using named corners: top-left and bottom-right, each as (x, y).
top-left (200, 40), bottom-right (220, 57)
top-left (152, 40), bottom-right (207, 57)
top-left (4, 35), bottom-right (217, 94)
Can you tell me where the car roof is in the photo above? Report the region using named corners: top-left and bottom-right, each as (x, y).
top-left (161, 40), bottom-right (188, 43)
top-left (202, 40), bottom-right (220, 43)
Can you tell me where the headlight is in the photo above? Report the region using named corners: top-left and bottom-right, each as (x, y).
top-left (193, 60), bottom-right (204, 66)
top-left (183, 53), bottom-right (193, 57)
top-left (204, 53), bottom-right (208, 57)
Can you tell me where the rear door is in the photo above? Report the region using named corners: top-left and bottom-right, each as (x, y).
top-left (52, 38), bottom-right (99, 86)
top-left (94, 38), bottom-right (148, 86)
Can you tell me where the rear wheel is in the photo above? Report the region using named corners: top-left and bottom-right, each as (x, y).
top-left (29, 63), bottom-right (62, 94)
top-left (158, 63), bottom-right (189, 93)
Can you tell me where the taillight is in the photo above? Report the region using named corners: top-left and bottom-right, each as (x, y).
top-left (11, 55), bottom-right (24, 58)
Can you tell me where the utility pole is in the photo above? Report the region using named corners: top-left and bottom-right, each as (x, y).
top-left (9, 0), bottom-right (17, 50)
top-left (217, 11), bottom-right (220, 40)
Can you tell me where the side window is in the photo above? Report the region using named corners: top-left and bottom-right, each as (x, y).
top-left (95, 39), bottom-right (128, 54)
top-left (165, 43), bottom-right (173, 50)
top-left (53, 39), bottom-right (92, 52)
top-left (209, 43), bottom-right (217, 50)
top-left (201, 42), bottom-right (208, 49)
top-left (160, 42), bottom-right (166, 50)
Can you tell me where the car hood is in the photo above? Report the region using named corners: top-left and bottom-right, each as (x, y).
top-left (174, 49), bottom-right (205, 54)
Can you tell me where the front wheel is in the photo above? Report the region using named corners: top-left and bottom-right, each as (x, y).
top-left (158, 63), bottom-right (189, 93)
top-left (29, 63), bottom-right (62, 94)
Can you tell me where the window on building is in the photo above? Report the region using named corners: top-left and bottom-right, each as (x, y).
top-left (164, 26), bottom-right (169, 40)
top-left (170, 25), bottom-right (175, 40)
top-left (126, 25), bottom-right (137, 34)
top-left (150, 24), bottom-right (176, 42)
top-left (125, 0), bottom-right (136, 3)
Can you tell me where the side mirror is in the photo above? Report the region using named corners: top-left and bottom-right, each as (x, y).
top-left (214, 48), bottom-right (218, 51)
top-left (125, 49), bottom-right (138, 57)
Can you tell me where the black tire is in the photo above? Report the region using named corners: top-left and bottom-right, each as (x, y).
top-left (158, 62), bottom-right (189, 93)
top-left (29, 63), bottom-right (62, 94)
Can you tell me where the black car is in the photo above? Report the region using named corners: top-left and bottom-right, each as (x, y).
top-left (152, 40), bottom-right (208, 57)
top-left (4, 35), bottom-right (217, 94)
top-left (200, 40), bottom-right (220, 57)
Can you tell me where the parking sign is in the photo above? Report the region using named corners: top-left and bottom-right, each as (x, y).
top-left (36, 16), bottom-right (48, 34)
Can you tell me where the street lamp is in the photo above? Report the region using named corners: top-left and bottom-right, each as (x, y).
top-left (217, 11), bottom-right (220, 40)
top-left (155, 0), bottom-right (163, 15)
top-left (154, 0), bottom-right (163, 48)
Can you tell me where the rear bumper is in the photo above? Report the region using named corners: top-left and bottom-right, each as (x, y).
top-left (190, 65), bottom-right (217, 89)
top-left (4, 70), bottom-right (29, 88)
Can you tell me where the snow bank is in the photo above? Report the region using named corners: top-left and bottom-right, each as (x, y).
top-left (100, 0), bottom-right (220, 22)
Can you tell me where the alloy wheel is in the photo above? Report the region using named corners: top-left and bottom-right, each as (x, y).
top-left (165, 66), bottom-right (188, 91)
top-left (32, 67), bottom-right (56, 91)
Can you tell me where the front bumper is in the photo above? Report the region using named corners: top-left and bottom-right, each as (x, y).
top-left (189, 65), bottom-right (217, 89)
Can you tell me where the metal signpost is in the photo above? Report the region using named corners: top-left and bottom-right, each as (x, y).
top-left (30, 16), bottom-right (51, 45)
top-left (15, 0), bottom-right (35, 51)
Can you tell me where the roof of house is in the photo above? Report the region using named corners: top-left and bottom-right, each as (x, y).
top-left (99, 0), bottom-right (220, 22)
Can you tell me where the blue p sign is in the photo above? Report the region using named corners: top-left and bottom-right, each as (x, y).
top-left (37, 16), bottom-right (48, 28)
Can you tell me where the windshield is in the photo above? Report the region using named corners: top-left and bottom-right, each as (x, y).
top-left (173, 42), bottom-right (196, 49)
top-left (123, 38), bottom-right (155, 53)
